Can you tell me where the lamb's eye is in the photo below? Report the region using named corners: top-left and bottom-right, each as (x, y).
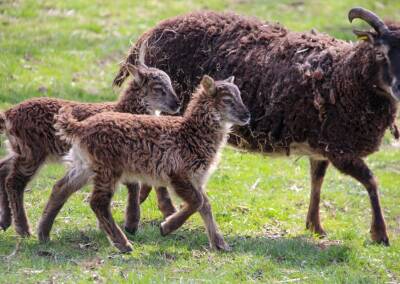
top-left (222, 97), bottom-right (233, 103)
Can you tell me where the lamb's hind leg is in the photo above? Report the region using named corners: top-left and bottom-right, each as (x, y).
top-left (198, 191), bottom-right (230, 251)
top-left (160, 176), bottom-right (203, 236)
top-left (38, 168), bottom-right (91, 242)
top-left (331, 157), bottom-right (389, 245)
top-left (0, 156), bottom-right (13, 231)
top-left (138, 185), bottom-right (176, 218)
top-left (306, 158), bottom-right (329, 236)
top-left (91, 172), bottom-right (132, 253)
top-left (6, 154), bottom-right (44, 237)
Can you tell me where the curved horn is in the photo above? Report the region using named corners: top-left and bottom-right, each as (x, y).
top-left (348, 7), bottom-right (388, 35)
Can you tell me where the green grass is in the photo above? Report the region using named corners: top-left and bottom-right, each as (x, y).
top-left (1, 0), bottom-right (400, 283)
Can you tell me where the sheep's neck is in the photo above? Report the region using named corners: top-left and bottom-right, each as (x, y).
top-left (114, 83), bottom-right (150, 115)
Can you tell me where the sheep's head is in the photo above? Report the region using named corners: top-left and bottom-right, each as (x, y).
top-left (201, 75), bottom-right (250, 126)
top-left (349, 7), bottom-right (400, 101)
top-left (126, 63), bottom-right (181, 114)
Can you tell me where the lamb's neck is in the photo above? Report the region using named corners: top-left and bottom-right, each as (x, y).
top-left (114, 82), bottom-right (150, 115)
top-left (182, 95), bottom-right (229, 156)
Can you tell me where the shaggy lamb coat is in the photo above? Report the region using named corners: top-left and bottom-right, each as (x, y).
top-left (0, 64), bottom-right (180, 239)
top-left (54, 76), bottom-right (249, 252)
top-left (114, 9), bottom-right (400, 245)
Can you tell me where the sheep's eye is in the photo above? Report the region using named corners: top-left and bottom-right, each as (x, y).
top-left (222, 97), bottom-right (233, 103)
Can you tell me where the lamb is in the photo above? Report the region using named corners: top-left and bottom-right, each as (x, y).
top-left (0, 62), bottom-right (180, 238)
top-left (53, 75), bottom-right (250, 252)
top-left (114, 7), bottom-right (400, 245)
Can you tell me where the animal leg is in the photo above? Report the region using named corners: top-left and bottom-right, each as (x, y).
top-left (38, 169), bottom-right (91, 242)
top-left (155, 186), bottom-right (176, 218)
top-left (198, 191), bottom-right (230, 251)
top-left (331, 157), bottom-right (389, 245)
top-left (306, 158), bottom-right (329, 236)
top-left (139, 184), bottom-right (152, 203)
top-left (0, 156), bottom-right (13, 231)
top-left (90, 172), bottom-right (132, 253)
top-left (160, 177), bottom-right (203, 236)
top-left (124, 182), bottom-right (140, 234)
top-left (5, 155), bottom-right (44, 237)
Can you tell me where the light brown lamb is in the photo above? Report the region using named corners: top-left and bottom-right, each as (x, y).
top-left (53, 75), bottom-right (250, 252)
top-left (0, 63), bottom-right (180, 239)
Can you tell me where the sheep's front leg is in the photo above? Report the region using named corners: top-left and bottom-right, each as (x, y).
top-left (38, 169), bottom-right (90, 242)
top-left (0, 156), bottom-right (13, 231)
top-left (160, 177), bottom-right (203, 236)
top-left (198, 191), bottom-right (230, 251)
top-left (124, 182), bottom-right (140, 234)
top-left (331, 157), bottom-right (389, 245)
top-left (91, 173), bottom-right (132, 253)
top-left (306, 158), bottom-right (329, 236)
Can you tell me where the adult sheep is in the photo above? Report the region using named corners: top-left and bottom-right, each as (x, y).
top-left (114, 7), bottom-right (400, 245)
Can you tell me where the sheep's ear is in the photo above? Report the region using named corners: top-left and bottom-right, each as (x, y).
top-left (353, 29), bottom-right (376, 43)
top-left (201, 75), bottom-right (216, 95)
top-left (225, 76), bottom-right (235, 84)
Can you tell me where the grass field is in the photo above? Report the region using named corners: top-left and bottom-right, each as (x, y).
top-left (1, 0), bottom-right (400, 283)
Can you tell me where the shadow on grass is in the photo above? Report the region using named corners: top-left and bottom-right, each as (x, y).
top-left (0, 219), bottom-right (351, 270)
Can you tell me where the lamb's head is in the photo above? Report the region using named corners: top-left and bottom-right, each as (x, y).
top-left (349, 7), bottom-right (400, 101)
top-left (201, 75), bottom-right (250, 126)
top-left (126, 63), bottom-right (181, 114)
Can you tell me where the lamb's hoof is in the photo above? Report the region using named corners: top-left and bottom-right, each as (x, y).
top-left (159, 222), bottom-right (170, 236)
top-left (306, 221), bottom-right (327, 238)
top-left (124, 224), bottom-right (138, 235)
top-left (211, 235), bottom-right (231, 252)
top-left (114, 242), bottom-right (133, 253)
top-left (15, 227), bottom-right (31, 238)
top-left (371, 230), bottom-right (390, 246)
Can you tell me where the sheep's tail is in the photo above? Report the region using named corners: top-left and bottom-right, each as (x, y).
top-left (0, 112), bottom-right (6, 134)
top-left (112, 33), bottom-right (150, 88)
top-left (54, 106), bottom-right (84, 143)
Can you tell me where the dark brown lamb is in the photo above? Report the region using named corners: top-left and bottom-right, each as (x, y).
top-left (0, 63), bottom-right (180, 239)
top-left (114, 8), bottom-right (400, 245)
top-left (53, 75), bottom-right (250, 252)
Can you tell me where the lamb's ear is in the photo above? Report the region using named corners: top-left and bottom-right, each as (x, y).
top-left (201, 75), bottom-right (216, 95)
top-left (353, 29), bottom-right (376, 43)
top-left (126, 64), bottom-right (146, 85)
top-left (225, 76), bottom-right (235, 84)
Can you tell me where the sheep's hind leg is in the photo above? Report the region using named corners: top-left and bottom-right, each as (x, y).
top-left (38, 169), bottom-right (91, 242)
top-left (90, 172), bottom-right (132, 253)
top-left (6, 154), bottom-right (44, 237)
top-left (198, 191), bottom-right (230, 251)
top-left (331, 157), bottom-right (389, 246)
top-left (306, 158), bottom-right (329, 236)
top-left (0, 156), bottom-right (13, 231)
top-left (155, 186), bottom-right (176, 218)
top-left (124, 182), bottom-right (140, 234)
top-left (160, 177), bottom-right (203, 236)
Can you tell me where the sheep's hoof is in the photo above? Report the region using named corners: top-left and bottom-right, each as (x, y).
top-left (38, 231), bottom-right (50, 243)
top-left (15, 227), bottom-right (31, 238)
top-left (115, 242), bottom-right (133, 253)
top-left (371, 229), bottom-right (390, 246)
top-left (0, 218), bottom-right (11, 231)
top-left (124, 224), bottom-right (138, 235)
top-left (211, 235), bottom-right (231, 252)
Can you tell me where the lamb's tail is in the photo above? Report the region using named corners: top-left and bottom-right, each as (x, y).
top-left (54, 106), bottom-right (84, 143)
top-left (112, 33), bottom-right (150, 88)
top-left (0, 112), bottom-right (5, 134)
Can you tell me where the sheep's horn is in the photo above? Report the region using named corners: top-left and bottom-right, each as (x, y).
top-left (348, 7), bottom-right (388, 35)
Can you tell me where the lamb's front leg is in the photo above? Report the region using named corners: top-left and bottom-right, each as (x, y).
top-left (198, 191), bottom-right (230, 251)
top-left (124, 182), bottom-right (140, 234)
top-left (160, 177), bottom-right (203, 236)
top-left (0, 156), bottom-right (13, 231)
top-left (91, 173), bottom-right (132, 253)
